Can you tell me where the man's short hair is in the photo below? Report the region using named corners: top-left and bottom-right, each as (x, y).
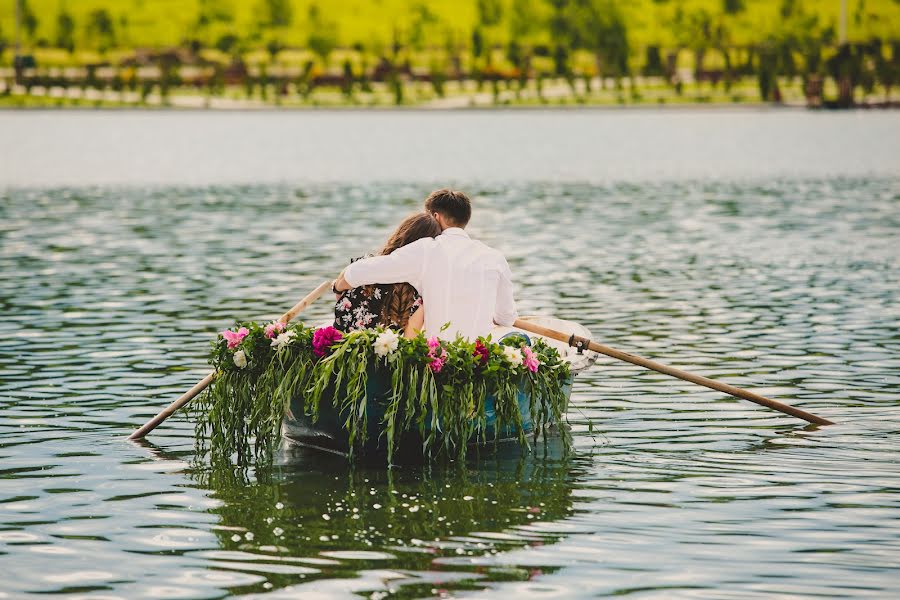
top-left (424, 189), bottom-right (472, 228)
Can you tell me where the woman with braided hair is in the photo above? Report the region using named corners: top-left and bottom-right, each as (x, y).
top-left (332, 212), bottom-right (439, 337)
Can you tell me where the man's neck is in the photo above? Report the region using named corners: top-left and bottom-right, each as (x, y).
top-left (441, 227), bottom-right (468, 236)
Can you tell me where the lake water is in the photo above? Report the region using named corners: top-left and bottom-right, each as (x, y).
top-left (1, 109), bottom-right (899, 599)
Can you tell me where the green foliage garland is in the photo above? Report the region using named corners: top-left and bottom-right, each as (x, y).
top-left (194, 321), bottom-right (571, 465)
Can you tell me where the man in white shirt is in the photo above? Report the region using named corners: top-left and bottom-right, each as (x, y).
top-left (332, 189), bottom-right (518, 340)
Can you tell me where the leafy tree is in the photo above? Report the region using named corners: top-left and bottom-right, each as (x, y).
top-left (567, 0), bottom-right (630, 83)
top-left (766, 2), bottom-right (830, 99)
top-left (20, 0), bottom-right (39, 41)
top-left (56, 10), bottom-right (76, 53)
top-left (671, 5), bottom-right (733, 86)
top-left (430, 57), bottom-right (447, 97)
top-left (548, 0), bottom-right (574, 41)
top-left (477, 0), bottom-right (503, 27)
top-left (472, 27), bottom-right (484, 58)
top-left (444, 27), bottom-right (463, 77)
top-left (86, 8), bottom-right (116, 52)
top-left (259, 0), bottom-right (293, 28)
top-left (307, 4), bottom-right (338, 65)
top-left (644, 45), bottom-right (664, 76)
top-left (553, 43), bottom-right (570, 77)
top-left (508, 39), bottom-right (522, 67)
top-left (118, 14), bottom-right (130, 47)
top-left (409, 2), bottom-right (439, 51)
top-left (723, 0), bottom-right (745, 14)
top-left (758, 41), bottom-right (780, 101)
top-left (266, 38), bottom-right (284, 61)
top-left (195, 0), bottom-right (234, 46)
top-left (780, 0), bottom-right (799, 18)
top-left (197, 0), bottom-right (234, 27)
top-left (509, 0), bottom-right (541, 39)
top-left (508, 0), bottom-right (542, 79)
top-left (216, 33), bottom-right (240, 54)
top-left (342, 58), bottom-right (355, 98)
top-left (874, 40), bottom-right (897, 100)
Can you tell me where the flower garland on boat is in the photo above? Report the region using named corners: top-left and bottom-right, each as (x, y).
top-left (193, 321), bottom-right (571, 464)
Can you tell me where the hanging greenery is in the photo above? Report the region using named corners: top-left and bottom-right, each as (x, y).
top-left (192, 320), bottom-right (572, 465)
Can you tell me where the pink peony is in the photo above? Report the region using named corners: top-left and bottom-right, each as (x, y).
top-left (264, 321), bottom-right (286, 339)
top-left (312, 326), bottom-right (343, 357)
top-left (429, 356), bottom-right (445, 373)
top-left (425, 337), bottom-right (448, 374)
top-left (522, 346), bottom-right (540, 373)
top-left (221, 326), bottom-right (249, 349)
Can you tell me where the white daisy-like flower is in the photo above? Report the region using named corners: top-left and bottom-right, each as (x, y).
top-left (373, 330), bottom-right (400, 358)
top-left (270, 330), bottom-right (296, 351)
top-left (502, 346), bottom-right (523, 366)
top-left (233, 350), bottom-right (248, 368)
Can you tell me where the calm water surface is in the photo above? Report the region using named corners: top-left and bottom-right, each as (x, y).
top-left (1, 109), bottom-right (899, 185)
top-left (1, 111), bottom-right (899, 598)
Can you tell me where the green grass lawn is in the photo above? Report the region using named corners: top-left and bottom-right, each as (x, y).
top-left (0, 91), bottom-right (130, 108)
top-left (5, 73), bottom-right (890, 109)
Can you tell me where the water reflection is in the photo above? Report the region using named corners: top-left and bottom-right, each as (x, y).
top-left (172, 437), bottom-right (583, 597)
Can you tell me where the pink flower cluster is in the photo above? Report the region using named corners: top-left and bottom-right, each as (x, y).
top-left (221, 326), bottom-right (249, 349)
top-left (473, 339), bottom-right (490, 366)
top-left (312, 326), bottom-right (343, 358)
top-left (427, 336), bottom-right (448, 373)
top-left (522, 346), bottom-right (541, 373)
top-left (264, 321), bottom-right (285, 339)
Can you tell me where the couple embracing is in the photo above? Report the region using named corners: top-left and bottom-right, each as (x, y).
top-left (331, 189), bottom-right (518, 341)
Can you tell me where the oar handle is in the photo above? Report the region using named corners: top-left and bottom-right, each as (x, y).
top-left (127, 280), bottom-right (333, 441)
top-left (513, 318), bottom-right (834, 426)
top-left (127, 373), bottom-right (214, 440)
top-left (280, 280), bottom-right (333, 323)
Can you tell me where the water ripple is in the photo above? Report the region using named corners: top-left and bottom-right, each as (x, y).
top-left (1, 177), bottom-right (898, 598)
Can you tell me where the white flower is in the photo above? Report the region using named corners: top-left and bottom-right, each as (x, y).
top-left (270, 330), bottom-right (296, 351)
top-left (373, 330), bottom-right (400, 357)
top-left (233, 350), bottom-right (248, 369)
top-left (502, 346), bottom-right (523, 366)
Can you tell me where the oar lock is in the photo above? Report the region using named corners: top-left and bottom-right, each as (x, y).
top-left (568, 334), bottom-right (591, 354)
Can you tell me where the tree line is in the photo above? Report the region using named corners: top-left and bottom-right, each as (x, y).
top-left (2, 0), bottom-right (897, 107)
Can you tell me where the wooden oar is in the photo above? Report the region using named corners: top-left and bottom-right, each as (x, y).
top-left (127, 280), bottom-right (333, 441)
top-left (513, 318), bottom-right (834, 426)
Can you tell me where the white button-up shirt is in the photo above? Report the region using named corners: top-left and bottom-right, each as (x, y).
top-left (343, 228), bottom-right (518, 340)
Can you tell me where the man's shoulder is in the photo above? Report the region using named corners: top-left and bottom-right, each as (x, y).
top-left (467, 235), bottom-right (502, 253)
top-left (460, 237), bottom-right (509, 264)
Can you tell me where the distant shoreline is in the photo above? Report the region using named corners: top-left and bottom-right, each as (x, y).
top-left (0, 102), bottom-right (862, 113)
top-left (4, 104), bottom-right (899, 115)
top-left (3, 91), bottom-right (897, 113)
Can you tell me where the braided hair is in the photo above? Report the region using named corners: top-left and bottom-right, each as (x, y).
top-left (365, 212), bottom-right (440, 329)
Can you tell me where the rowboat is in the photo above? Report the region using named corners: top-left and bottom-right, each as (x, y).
top-left (281, 316), bottom-right (597, 459)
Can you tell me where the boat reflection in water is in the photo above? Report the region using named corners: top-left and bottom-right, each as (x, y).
top-left (188, 434), bottom-right (585, 597)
